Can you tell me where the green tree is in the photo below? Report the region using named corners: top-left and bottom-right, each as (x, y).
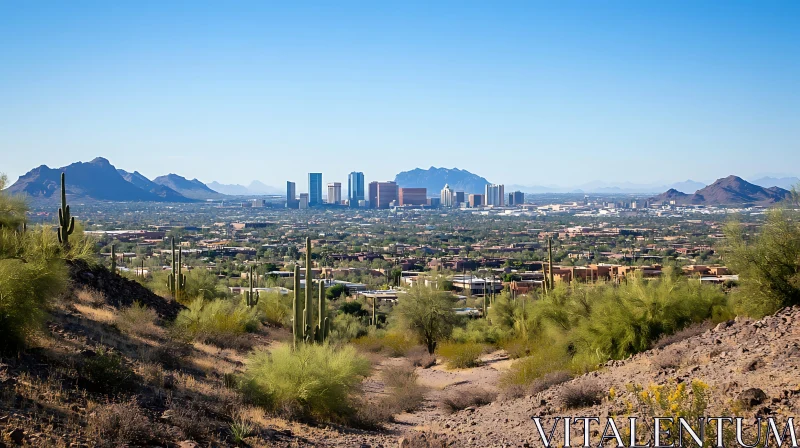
top-left (723, 208), bottom-right (800, 316)
top-left (394, 285), bottom-right (457, 354)
top-left (326, 283), bottom-right (348, 300)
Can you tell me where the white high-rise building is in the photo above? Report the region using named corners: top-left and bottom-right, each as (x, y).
top-left (440, 184), bottom-right (454, 207)
top-left (327, 182), bottom-right (342, 204)
top-left (485, 184), bottom-right (505, 206)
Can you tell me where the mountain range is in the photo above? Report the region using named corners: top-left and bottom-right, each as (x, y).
top-left (5, 158), bottom-right (216, 202)
top-left (649, 175), bottom-right (790, 206)
top-left (395, 167), bottom-right (490, 195)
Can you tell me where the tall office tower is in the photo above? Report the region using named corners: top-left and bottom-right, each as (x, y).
top-left (485, 184), bottom-right (505, 206)
top-left (468, 194), bottom-right (484, 208)
top-left (348, 172), bottom-right (365, 205)
top-left (299, 193), bottom-right (309, 209)
top-left (368, 181), bottom-right (378, 208)
top-left (508, 191), bottom-right (524, 205)
top-left (327, 182), bottom-right (342, 204)
top-left (286, 181), bottom-right (296, 207)
top-left (308, 173), bottom-right (322, 206)
top-left (375, 181), bottom-right (398, 209)
top-left (441, 184), bottom-right (454, 207)
top-left (454, 191), bottom-right (465, 207)
top-left (398, 188), bottom-right (427, 206)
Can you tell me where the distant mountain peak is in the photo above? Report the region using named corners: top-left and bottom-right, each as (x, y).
top-left (395, 167), bottom-right (490, 195)
top-left (153, 173), bottom-right (222, 200)
top-left (651, 175), bottom-right (789, 206)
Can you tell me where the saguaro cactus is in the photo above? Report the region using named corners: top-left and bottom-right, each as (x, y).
top-left (304, 237), bottom-right (313, 342)
top-left (291, 239), bottom-right (330, 346)
top-left (167, 238), bottom-right (186, 301)
top-left (292, 265), bottom-right (302, 348)
top-left (371, 297), bottom-right (376, 327)
top-left (57, 172), bottom-right (75, 247)
top-left (316, 280), bottom-right (327, 343)
top-left (548, 237), bottom-right (554, 290)
top-left (245, 265), bottom-right (259, 307)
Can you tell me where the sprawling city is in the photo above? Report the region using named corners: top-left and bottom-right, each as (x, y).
top-left (2, 2), bottom-right (799, 448)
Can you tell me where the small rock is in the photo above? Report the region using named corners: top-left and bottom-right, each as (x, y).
top-left (398, 437), bottom-right (410, 448)
top-left (739, 388), bottom-right (768, 409)
top-left (177, 441), bottom-right (198, 448)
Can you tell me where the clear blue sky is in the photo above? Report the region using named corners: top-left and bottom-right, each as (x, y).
top-left (1, 1), bottom-right (798, 190)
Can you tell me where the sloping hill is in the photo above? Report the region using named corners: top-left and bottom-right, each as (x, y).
top-left (395, 167), bottom-right (490, 195)
top-left (649, 188), bottom-right (690, 204)
top-left (6, 158), bottom-right (187, 202)
top-left (153, 174), bottom-right (224, 200)
top-left (68, 259), bottom-right (184, 320)
top-left (651, 175), bottom-right (789, 205)
top-left (117, 169), bottom-right (194, 202)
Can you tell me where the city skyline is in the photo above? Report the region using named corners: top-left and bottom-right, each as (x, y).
top-left (1, 2), bottom-right (798, 185)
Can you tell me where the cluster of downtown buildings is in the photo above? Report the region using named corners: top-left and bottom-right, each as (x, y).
top-left (285, 172), bottom-right (524, 209)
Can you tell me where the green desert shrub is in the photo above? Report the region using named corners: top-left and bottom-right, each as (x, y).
top-left (724, 209), bottom-right (800, 316)
top-left (500, 343), bottom-right (571, 388)
top-left (351, 331), bottom-right (415, 357)
top-left (451, 318), bottom-right (507, 345)
top-left (568, 270), bottom-right (728, 364)
top-left (0, 257), bottom-right (67, 353)
top-left (437, 341), bottom-right (484, 369)
top-left (330, 312), bottom-right (369, 342)
top-left (487, 270), bottom-right (729, 372)
top-left (115, 301), bottom-right (161, 338)
top-left (256, 291), bottom-right (292, 327)
top-left (240, 344), bottom-right (371, 422)
top-left (82, 348), bottom-right (136, 393)
top-left (173, 298), bottom-right (259, 346)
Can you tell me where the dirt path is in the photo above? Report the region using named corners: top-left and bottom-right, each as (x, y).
top-left (370, 350), bottom-right (513, 432)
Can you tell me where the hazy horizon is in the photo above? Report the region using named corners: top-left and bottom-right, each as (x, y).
top-left (2, 2), bottom-right (798, 187)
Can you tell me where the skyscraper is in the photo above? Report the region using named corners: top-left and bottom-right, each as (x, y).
top-left (468, 194), bottom-right (484, 208)
top-left (485, 184), bottom-right (505, 206)
top-left (398, 188), bottom-right (427, 206)
top-left (368, 181), bottom-right (378, 208)
top-left (308, 173), bottom-right (322, 206)
top-left (327, 182), bottom-right (342, 204)
top-left (454, 191), bottom-right (465, 207)
top-left (441, 184), bottom-right (454, 207)
top-left (286, 181), bottom-right (297, 208)
top-left (348, 172), bottom-right (365, 205)
top-left (508, 191), bottom-right (524, 205)
top-left (369, 181), bottom-right (398, 209)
